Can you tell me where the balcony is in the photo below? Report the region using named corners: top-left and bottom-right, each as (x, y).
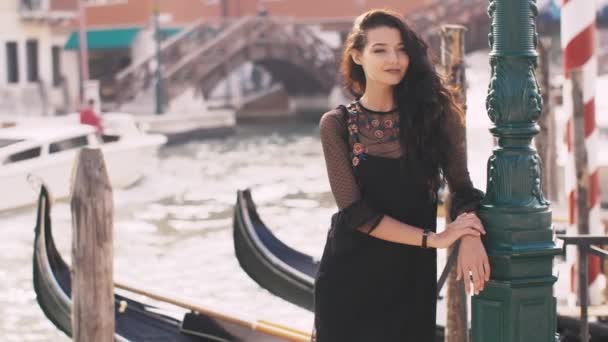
top-left (19, 0), bottom-right (75, 21)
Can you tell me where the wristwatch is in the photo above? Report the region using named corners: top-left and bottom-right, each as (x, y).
top-left (421, 229), bottom-right (431, 248)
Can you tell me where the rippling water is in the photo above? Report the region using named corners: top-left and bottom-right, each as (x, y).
top-left (0, 53), bottom-right (500, 341)
top-left (0, 51), bottom-right (494, 342)
top-left (0, 120), bottom-right (371, 341)
top-left (2, 50), bottom-right (593, 340)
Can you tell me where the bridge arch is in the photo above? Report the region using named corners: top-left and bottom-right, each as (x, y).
top-left (162, 17), bottom-right (338, 103)
top-left (113, 3), bottom-right (493, 110)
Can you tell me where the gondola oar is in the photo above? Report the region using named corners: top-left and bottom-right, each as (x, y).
top-left (33, 183), bottom-right (311, 342)
top-left (115, 279), bottom-right (312, 342)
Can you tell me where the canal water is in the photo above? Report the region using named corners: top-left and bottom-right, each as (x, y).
top-left (0, 120), bottom-right (324, 340)
top-left (0, 118), bottom-right (458, 341)
top-left (3, 50), bottom-right (550, 341)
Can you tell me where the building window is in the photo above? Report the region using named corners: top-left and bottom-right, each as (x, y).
top-left (6, 42), bottom-right (19, 84)
top-left (20, 0), bottom-right (45, 11)
top-left (52, 45), bottom-right (62, 87)
top-left (26, 39), bottom-right (39, 82)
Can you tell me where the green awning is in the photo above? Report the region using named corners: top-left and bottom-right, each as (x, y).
top-left (64, 27), bottom-right (140, 50)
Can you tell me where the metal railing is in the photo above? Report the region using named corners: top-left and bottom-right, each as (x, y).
top-left (557, 235), bottom-right (608, 342)
top-left (112, 21), bottom-right (223, 106)
top-left (20, 0), bottom-right (47, 11)
top-left (19, 0), bottom-right (74, 20)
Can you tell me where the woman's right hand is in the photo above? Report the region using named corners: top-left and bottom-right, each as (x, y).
top-left (428, 212), bottom-right (486, 249)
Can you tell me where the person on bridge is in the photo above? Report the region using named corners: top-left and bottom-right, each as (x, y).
top-left (314, 9), bottom-right (489, 341)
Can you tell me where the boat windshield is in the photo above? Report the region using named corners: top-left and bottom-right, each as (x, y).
top-left (3, 146), bottom-right (41, 165)
top-left (49, 135), bottom-right (89, 154)
top-left (0, 139), bottom-right (23, 148)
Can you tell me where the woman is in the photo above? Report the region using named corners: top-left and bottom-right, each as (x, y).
top-left (314, 9), bottom-right (489, 341)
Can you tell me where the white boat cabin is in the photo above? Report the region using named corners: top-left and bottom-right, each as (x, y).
top-left (0, 125), bottom-right (99, 167)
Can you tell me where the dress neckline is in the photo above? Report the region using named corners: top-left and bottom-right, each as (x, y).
top-left (355, 100), bottom-right (398, 115)
top-left (343, 102), bottom-right (403, 167)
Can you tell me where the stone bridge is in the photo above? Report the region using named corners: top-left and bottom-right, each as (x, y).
top-left (112, 16), bottom-right (337, 111)
top-left (111, 0), bottom-right (493, 112)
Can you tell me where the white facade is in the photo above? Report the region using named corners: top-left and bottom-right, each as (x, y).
top-left (0, 0), bottom-right (76, 116)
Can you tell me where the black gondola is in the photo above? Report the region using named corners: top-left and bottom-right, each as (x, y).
top-left (33, 185), bottom-right (310, 342)
top-left (233, 188), bottom-right (608, 342)
top-left (234, 189), bottom-right (445, 340)
top-left (233, 189), bottom-right (318, 311)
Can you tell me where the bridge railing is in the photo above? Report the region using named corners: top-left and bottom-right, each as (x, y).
top-left (265, 17), bottom-right (337, 88)
top-left (112, 19), bottom-right (227, 106)
top-left (289, 21), bottom-right (339, 82)
top-left (112, 15), bottom-right (341, 109)
top-left (557, 235), bottom-right (608, 342)
top-left (163, 16), bottom-right (262, 100)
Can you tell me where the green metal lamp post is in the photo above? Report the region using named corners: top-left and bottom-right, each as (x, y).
top-left (153, 1), bottom-right (164, 115)
top-left (472, 1), bottom-right (562, 341)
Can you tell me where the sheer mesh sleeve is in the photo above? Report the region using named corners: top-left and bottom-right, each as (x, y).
top-left (319, 107), bottom-right (384, 234)
top-left (440, 107), bottom-right (485, 221)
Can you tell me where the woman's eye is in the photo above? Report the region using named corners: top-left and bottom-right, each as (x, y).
top-left (373, 49), bottom-right (385, 53)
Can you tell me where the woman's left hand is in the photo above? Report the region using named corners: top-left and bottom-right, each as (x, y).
top-left (457, 232), bottom-right (490, 296)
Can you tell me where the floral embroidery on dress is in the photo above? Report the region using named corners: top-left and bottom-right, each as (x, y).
top-left (345, 101), bottom-right (400, 167)
top-left (353, 143), bottom-right (365, 155)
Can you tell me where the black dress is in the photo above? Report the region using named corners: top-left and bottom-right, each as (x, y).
top-left (314, 102), bottom-right (483, 342)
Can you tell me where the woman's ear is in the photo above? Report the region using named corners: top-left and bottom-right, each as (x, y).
top-left (351, 50), bottom-right (362, 66)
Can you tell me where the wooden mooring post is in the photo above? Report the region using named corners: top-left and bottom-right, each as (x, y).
top-left (535, 38), bottom-right (558, 202)
top-left (440, 24), bottom-right (469, 342)
top-left (571, 68), bottom-right (591, 342)
top-left (70, 148), bottom-right (115, 341)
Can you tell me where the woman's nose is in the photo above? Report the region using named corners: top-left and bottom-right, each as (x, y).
top-left (387, 50), bottom-right (399, 63)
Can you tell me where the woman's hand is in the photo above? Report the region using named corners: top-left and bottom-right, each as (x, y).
top-left (427, 212), bottom-right (486, 249)
top-left (457, 234), bottom-right (490, 295)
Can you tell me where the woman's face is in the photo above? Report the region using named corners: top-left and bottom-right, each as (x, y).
top-left (351, 26), bottom-right (409, 87)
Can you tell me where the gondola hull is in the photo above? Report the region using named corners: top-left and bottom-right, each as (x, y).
top-left (33, 186), bottom-right (302, 342)
top-left (234, 189), bottom-right (317, 311)
top-left (232, 189), bottom-right (451, 340)
top-left (233, 189), bottom-right (608, 342)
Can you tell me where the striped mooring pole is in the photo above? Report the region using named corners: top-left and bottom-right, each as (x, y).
top-left (561, 0), bottom-right (604, 305)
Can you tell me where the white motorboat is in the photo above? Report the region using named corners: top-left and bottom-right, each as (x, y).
top-left (0, 113), bottom-right (167, 212)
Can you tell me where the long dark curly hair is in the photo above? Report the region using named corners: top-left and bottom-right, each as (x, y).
top-left (340, 8), bottom-right (463, 196)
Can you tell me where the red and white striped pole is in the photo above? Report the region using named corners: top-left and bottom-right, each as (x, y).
top-left (561, 0), bottom-right (604, 305)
